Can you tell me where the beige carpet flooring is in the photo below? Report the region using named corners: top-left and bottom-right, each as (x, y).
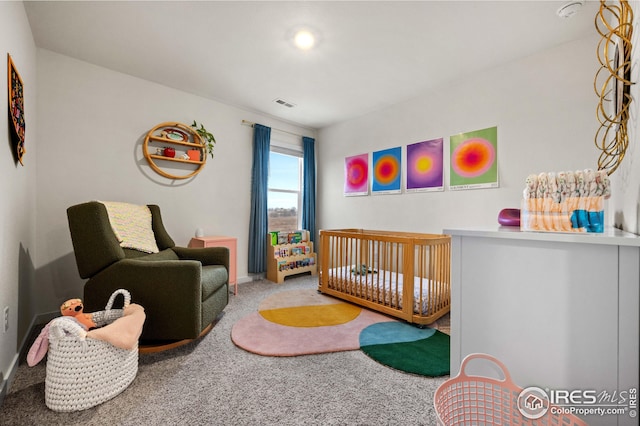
top-left (0, 275), bottom-right (450, 425)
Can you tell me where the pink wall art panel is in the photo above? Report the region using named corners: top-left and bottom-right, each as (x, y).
top-left (344, 153), bottom-right (369, 196)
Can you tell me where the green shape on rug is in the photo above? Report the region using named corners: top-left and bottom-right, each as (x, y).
top-left (359, 321), bottom-right (436, 345)
top-left (360, 322), bottom-right (450, 377)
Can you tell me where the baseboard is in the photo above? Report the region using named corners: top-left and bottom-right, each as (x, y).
top-left (17, 310), bottom-right (58, 362)
top-left (0, 309), bottom-right (57, 409)
top-left (0, 353), bottom-right (18, 408)
top-left (241, 273), bottom-right (265, 283)
top-left (0, 371), bottom-right (6, 407)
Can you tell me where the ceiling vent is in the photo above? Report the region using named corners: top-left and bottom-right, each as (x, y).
top-left (557, 1), bottom-right (584, 19)
top-left (274, 98), bottom-right (296, 108)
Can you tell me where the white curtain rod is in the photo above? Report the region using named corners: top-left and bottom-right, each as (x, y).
top-left (241, 119), bottom-right (310, 139)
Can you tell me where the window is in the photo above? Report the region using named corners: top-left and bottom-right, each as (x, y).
top-left (268, 149), bottom-right (303, 232)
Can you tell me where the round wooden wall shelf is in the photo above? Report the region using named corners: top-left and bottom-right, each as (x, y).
top-left (143, 122), bottom-right (206, 179)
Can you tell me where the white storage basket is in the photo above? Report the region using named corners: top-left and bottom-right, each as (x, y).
top-left (45, 289), bottom-right (139, 412)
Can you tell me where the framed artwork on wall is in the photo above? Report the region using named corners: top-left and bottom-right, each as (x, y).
top-left (372, 146), bottom-right (401, 195)
top-left (8, 54), bottom-right (26, 165)
top-left (406, 138), bottom-right (444, 193)
top-left (449, 126), bottom-right (498, 191)
top-left (344, 153), bottom-right (369, 196)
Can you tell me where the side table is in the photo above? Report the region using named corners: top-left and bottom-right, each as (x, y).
top-left (188, 236), bottom-right (238, 295)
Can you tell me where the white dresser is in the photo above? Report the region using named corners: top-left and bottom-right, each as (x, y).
top-left (444, 226), bottom-right (639, 426)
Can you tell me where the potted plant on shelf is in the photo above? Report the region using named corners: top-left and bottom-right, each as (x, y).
top-left (191, 120), bottom-right (216, 159)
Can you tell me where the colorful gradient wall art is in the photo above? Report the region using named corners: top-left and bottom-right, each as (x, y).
top-left (449, 126), bottom-right (498, 190)
top-left (406, 138), bottom-right (444, 192)
top-left (344, 153), bottom-right (369, 196)
top-left (372, 147), bottom-right (402, 194)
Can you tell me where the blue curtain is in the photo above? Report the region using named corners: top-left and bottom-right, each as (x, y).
top-left (302, 136), bottom-right (316, 244)
top-left (248, 124), bottom-right (271, 273)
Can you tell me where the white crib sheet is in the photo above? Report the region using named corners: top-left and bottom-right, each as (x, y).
top-left (327, 266), bottom-right (442, 315)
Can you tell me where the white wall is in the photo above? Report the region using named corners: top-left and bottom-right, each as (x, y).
top-left (0, 1), bottom-right (37, 401)
top-left (33, 49), bottom-right (314, 316)
top-left (317, 35), bottom-right (609, 234)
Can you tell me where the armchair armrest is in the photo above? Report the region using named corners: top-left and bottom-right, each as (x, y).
top-left (172, 246), bottom-right (229, 273)
top-left (83, 259), bottom-right (204, 340)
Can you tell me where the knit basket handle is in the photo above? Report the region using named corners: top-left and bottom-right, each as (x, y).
top-left (457, 353), bottom-right (514, 385)
top-left (90, 289), bottom-right (131, 327)
top-left (105, 289), bottom-right (131, 310)
top-left (49, 317), bottom-right (87, 342)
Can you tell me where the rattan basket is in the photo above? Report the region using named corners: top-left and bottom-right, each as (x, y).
top-left (45, 289), bottom-right (139, 412)
top-left (434, 353), bottom-right (588, 426)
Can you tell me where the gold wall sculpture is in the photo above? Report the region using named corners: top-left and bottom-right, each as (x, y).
top-left (594, 0), bottom-right (634, 175)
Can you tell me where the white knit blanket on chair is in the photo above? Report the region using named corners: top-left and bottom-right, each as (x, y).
top-left (99, 201), bottom-right (159, 253)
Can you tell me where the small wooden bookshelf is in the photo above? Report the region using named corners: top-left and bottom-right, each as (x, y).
top-left (266, 230), bottom-right (317, 284)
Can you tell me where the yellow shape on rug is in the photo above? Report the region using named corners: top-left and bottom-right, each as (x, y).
top-left (260, 303), bottom-right (362, 327)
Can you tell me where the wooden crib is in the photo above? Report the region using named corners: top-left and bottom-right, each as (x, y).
top-left (318, 229), bottom-right (451, 325)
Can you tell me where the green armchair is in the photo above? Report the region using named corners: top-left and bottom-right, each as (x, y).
top-left (66, 201), bottom-right (229, 343)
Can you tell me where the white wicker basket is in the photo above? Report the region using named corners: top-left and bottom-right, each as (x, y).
top-left (45, 289), bottom-right (139, 412)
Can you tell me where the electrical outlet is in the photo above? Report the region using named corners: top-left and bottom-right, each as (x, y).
top-left (3, 306), bottom-right (8, 333)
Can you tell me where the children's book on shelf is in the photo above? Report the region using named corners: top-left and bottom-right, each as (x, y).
top-left (269, 230), bottom-right (310, 246)
top-left (277, 260), bottom-right (288, 271)
top-left (287, 232), bottom-right (302, 244)
top-left (278, 233), bottom-right (288, 245)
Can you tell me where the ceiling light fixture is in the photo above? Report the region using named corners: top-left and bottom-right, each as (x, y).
top-left (293, 29), bottom-right (315, 50)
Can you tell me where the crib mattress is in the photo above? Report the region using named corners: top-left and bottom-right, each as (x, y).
top-left (327, 266), bottom-right (443, 316)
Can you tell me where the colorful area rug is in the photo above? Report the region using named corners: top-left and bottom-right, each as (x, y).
top-left (360, 322), bottom-right (450, 376)
top-left (231, 289), bottom-right (450, 376)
